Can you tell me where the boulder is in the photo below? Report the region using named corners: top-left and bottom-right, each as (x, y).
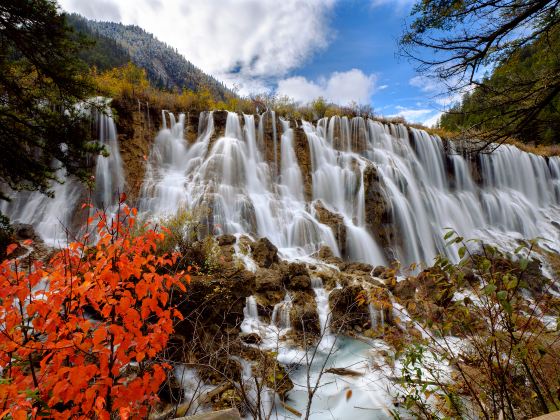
top-left (174, 270), bottom-right (256, 336)
top-left (255, 268), bottom-right (283, 291)
top-left (13, 223), bottom-right (36, 240)
top-left (392, 277), bottom-right (417, 301)
top-left (289, 291), bottom-right (321, 335)
top-left (243, 348), bottom-right (294, 399)
top-left (329, 284), bottom-right (371, 332)
top-left (342, 262), bottom-right (374, 274)
top-left (283, 263), bottom-right (311, 290)
top-left (313, 201), bottom-right (346, 255)
top-left (251, 238), bottom-right (279, 268)
top-left (217, 234), bottom-right (236, 246)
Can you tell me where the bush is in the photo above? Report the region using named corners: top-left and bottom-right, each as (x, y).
top-left (0, 200), bottom-right (190, 418)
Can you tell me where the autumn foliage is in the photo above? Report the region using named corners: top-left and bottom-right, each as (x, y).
top-left (0, 202), bottom-right (189, 419)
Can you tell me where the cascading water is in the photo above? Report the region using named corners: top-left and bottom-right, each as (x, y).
top-left (1, 103), bottom-right (124, 246)
top-left (137, 110), bottom-right (560, 266)
top-left (93, 107), bottom-right (125, 208)
top-left (364, 121), bottom-right (560, 264)
top-left (4, 106), bottom-right (559, 268)
top-left (139, 111), bottom-right (343, 261)
top-left (271, 293), bottom-right (292, 330)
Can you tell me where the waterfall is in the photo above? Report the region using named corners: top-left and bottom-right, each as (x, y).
top-left (303, 120), bottom-right (386, 264)
top-left (1, 101), bottom-right (124, 246)
top-left (4, 107), bottom-right (559, 266)
top-left (93, 107), bottom-right (125, 208)
top-left (241, 296), bottom-right (260, 334)
top-left (271, 293), bottom-right (292, 330)
top-left (139, 111), bottom-right (343, 261)
top-left (364, 120), bottom-right (560, 263)
top-left (137, 111), bottom-right (559, 265)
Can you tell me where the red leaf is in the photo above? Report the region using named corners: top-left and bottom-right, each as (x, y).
top-left (6, 244), bottom-right (17, 256)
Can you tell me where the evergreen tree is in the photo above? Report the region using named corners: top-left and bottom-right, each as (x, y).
top-left (402, 0), bottom-right (560, 148)
top-left (0, 0), bottom-right (100, 200)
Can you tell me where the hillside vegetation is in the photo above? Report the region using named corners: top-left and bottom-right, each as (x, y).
top-left (439, 26), bottom-right (560, 146)
top-left (67, 14), bottom-right (233, 100)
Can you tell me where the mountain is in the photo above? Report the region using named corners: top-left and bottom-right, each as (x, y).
top-left (67, 14), bottom-right (233, 100)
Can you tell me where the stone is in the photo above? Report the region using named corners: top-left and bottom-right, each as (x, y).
top-left (251, 238), bottom-right (279, 268)
top-left (343, 262), bottom-right (374, 273)
top-left (13, 223), bottom-right (36, 240)
top-left (393, 277), bottom-right (417, 301)
top-left (329, 285), bottom-right (370, 332)
top-left (313, 201), bottom-right (346, 255)
top-left (255, 268), bottom-right (283, 292)
top-left (289, 291), bottom-right (321, 335)
top-left (240, 332), bottom-right (262, 345)
top-left (217, 234), bottom-right (236, 246)
top-left (285, 274), bottom-right (311, 290)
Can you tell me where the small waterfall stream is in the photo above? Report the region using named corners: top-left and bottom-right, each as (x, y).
top-left (271, 293), bottom-right (292, 330)
top-left (1, 103), bottom-right (124, 245)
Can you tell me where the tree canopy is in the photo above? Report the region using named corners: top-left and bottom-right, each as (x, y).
top-left (0, 0), bottom-right (100, 200)
top-left (402, 0), bottom-right (560, 147)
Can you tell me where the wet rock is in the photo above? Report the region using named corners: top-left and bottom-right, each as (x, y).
top-left (243, 348), bottom-right (294, 399)
top-left (285, 274), bottom-right (311, 290)
top-left (197, 357), bottom-right (243, 386)
top-left (392, 277), bottom-right (417, 301)
top-left (313, 201), bottom-right (346, 255)
top-left (13, 223), bottom-right (36, 240)
top-left (175, 270), bottom-right (256, 336)
top-left (217, 234), bottom-right (236, 246)
top-left (283, 262), bottom-right (311, 290)
top-left (293, 126), bottom-right (313, 201)
top-left (362, 163), bottom-right (395, 250)
top-left (289, 291), bottom-right (321, 335)
top-left (112, 97), bottom-right (161, 205)
top-left (240, 332), bottom-right (262, 345)
top-left (372, 265), bottom-right (388, 277)
top-left (314, 245), bottom-right (345, 266)
top-left (255, 268), bottom-right (283, 291)
top-left (329, 284), bottom-right (370, 332)
top-left (251, 238), bottom-right (279, 268)
top-left (342, 262), bottom-right (374, 274)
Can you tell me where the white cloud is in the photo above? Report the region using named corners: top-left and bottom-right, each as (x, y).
top-left (59, 0), bottom-right (336, 91)
top-left (390, 105), bottom-right (432, 122)
top-left (422, 112), bottom-right (442, 128)
top-left (371, 0), bottom-right (414, 12)
top-left (410, 75), bottom-right (471, 108)
top-left (276, 69), bottom-right (377, 105)
top-left (409, 75), bottom-right (440, 93)
top-left (60, 0), bottom-right (121, 21)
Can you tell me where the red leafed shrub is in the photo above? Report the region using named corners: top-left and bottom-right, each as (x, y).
top-left (0, 202), bottom-right (189, 419)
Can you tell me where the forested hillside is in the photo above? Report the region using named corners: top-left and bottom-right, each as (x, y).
top-left (439, 27), bottom-right (560, 145)
top-left (67, 14), bottom-right (233, 100)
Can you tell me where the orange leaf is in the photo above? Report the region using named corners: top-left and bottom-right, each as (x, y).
top-left (6, 244), bottom-right (17, 256)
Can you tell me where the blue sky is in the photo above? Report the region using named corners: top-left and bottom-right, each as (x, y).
top-left (59, 0), bottom-right (450, 126)
top-left (296, 0), bottom-right (445, 124)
